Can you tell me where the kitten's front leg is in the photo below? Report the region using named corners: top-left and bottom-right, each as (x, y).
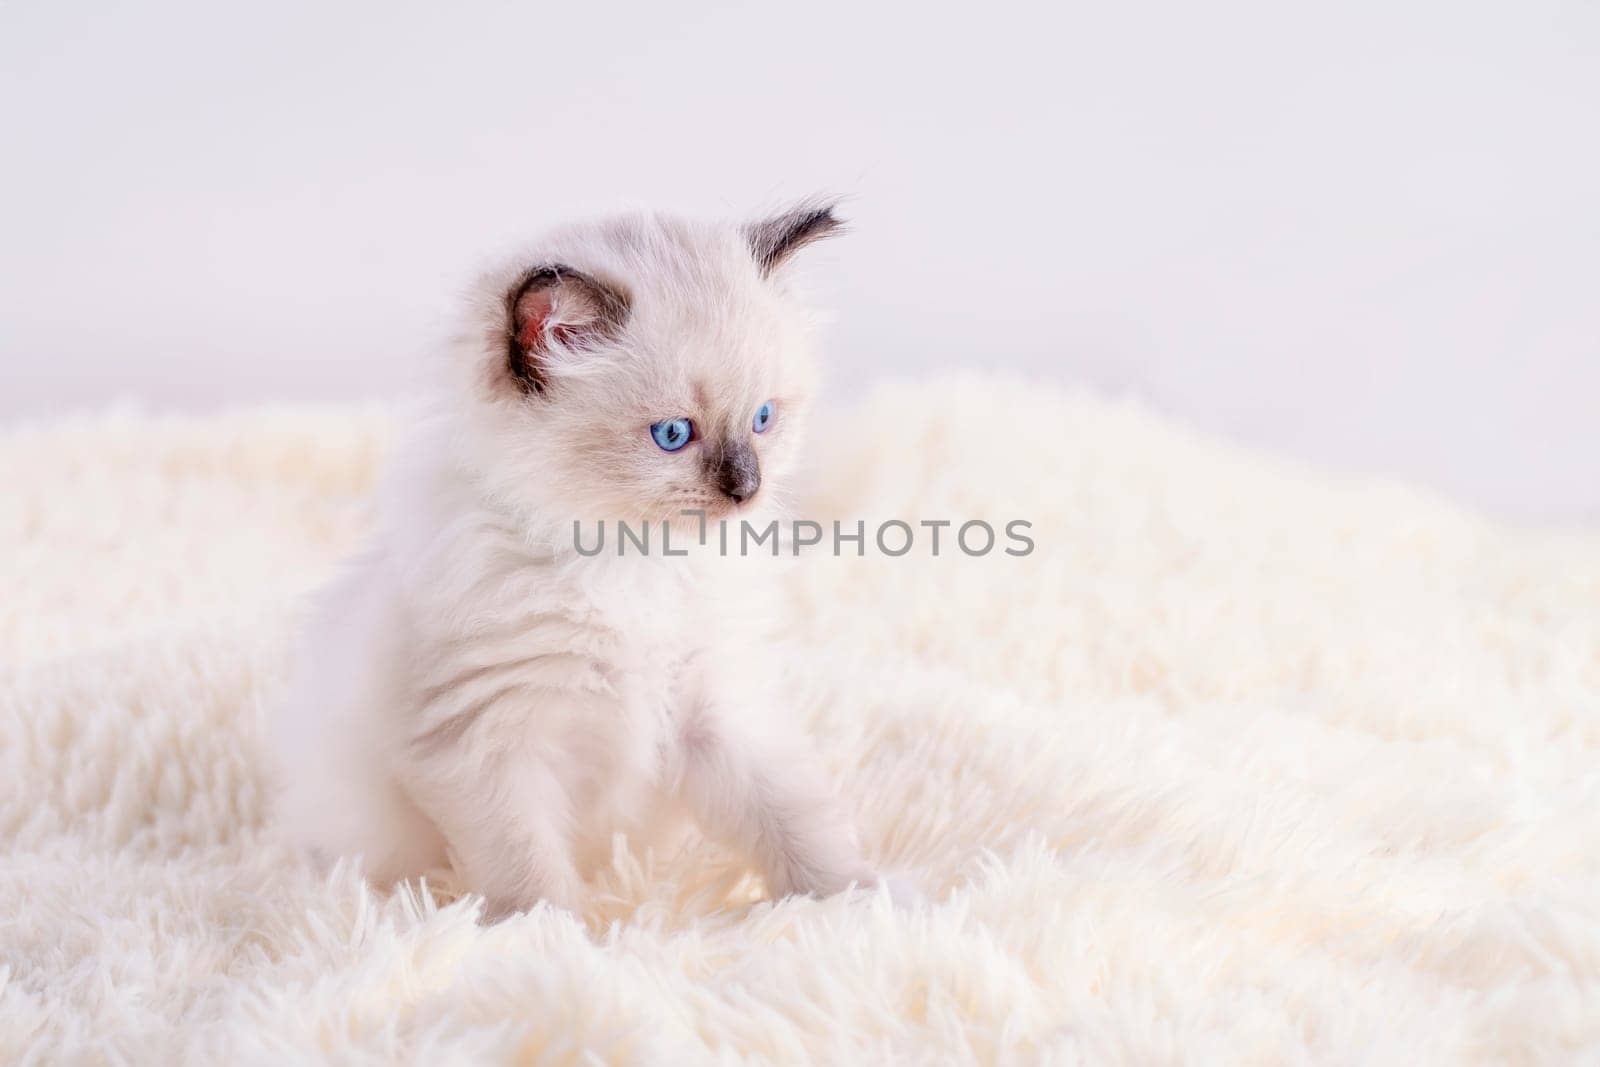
top-left (402, 744), bottom-right (583, 918)
top-left (676, 705), bottom-right (876, 899)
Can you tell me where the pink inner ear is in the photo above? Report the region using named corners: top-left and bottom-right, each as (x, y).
top-left (515, 289), bottom-right (555, 351)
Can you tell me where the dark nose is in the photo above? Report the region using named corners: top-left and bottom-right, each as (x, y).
top-left (712, 440), bottom-right (761, 504)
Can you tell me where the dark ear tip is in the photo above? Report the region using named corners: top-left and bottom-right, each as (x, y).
top-left (799, 196), bottom-right (846, 230)
top-left (748, 198), bottom-right (850, 276)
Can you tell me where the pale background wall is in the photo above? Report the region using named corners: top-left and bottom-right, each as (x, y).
top-left (2, 0), bottom-right (1596, 524)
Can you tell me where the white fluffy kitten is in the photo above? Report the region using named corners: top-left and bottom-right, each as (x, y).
top-left (273, 202), bottom-right (886, 917)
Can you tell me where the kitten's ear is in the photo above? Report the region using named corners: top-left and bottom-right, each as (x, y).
top-left (504, 265), bottom-right (630, 394)
top-left (745, 200), bottom-right (846, 278)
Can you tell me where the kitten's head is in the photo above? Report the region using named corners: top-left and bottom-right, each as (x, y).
top-left (451, 201), bottom-right (843, 530)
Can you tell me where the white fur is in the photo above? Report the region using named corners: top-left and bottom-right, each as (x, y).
top-left (7, 380), bottom-right (1600, 1061)
top-left (272, 208), bottom-right (875, 914)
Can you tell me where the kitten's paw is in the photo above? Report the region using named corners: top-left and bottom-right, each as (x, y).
top-left (874, 873), bottom-right (925, 910)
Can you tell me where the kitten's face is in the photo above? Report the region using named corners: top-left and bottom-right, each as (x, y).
top-left (456, 204), bottom-right (841, 529)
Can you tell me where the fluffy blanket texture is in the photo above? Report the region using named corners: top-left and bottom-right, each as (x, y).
top-left (3, 378), bottom-right (1598, 1064)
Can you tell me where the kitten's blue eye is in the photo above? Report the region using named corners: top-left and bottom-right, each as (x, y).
top-left (752, 400), bottom-right (776, 434)
top-left (650, 417), bottom-right (694, 452)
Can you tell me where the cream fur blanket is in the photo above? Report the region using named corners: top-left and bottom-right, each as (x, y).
top-left (3, 378), bottom-right (1598, 1064)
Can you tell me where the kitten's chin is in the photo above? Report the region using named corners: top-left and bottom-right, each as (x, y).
top-left (656, 498), bottom-right (737, 523)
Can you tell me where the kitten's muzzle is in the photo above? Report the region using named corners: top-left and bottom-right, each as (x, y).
top-left (710, 439), bottom-right (761, 504)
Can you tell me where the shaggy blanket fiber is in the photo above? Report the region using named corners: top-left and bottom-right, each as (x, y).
top-left (3, 378), bottom-right (1599, 1064)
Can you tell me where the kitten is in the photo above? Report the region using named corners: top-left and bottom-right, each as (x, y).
top-left (272, 201), bottom-right (890, 917)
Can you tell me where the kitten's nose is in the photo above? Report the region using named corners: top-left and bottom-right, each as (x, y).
top-left (712, 440), bottom-right (761, 504)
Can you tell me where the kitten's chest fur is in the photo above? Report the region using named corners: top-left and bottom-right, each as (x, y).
top-left (400, 521), bottom-right (743, 864)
